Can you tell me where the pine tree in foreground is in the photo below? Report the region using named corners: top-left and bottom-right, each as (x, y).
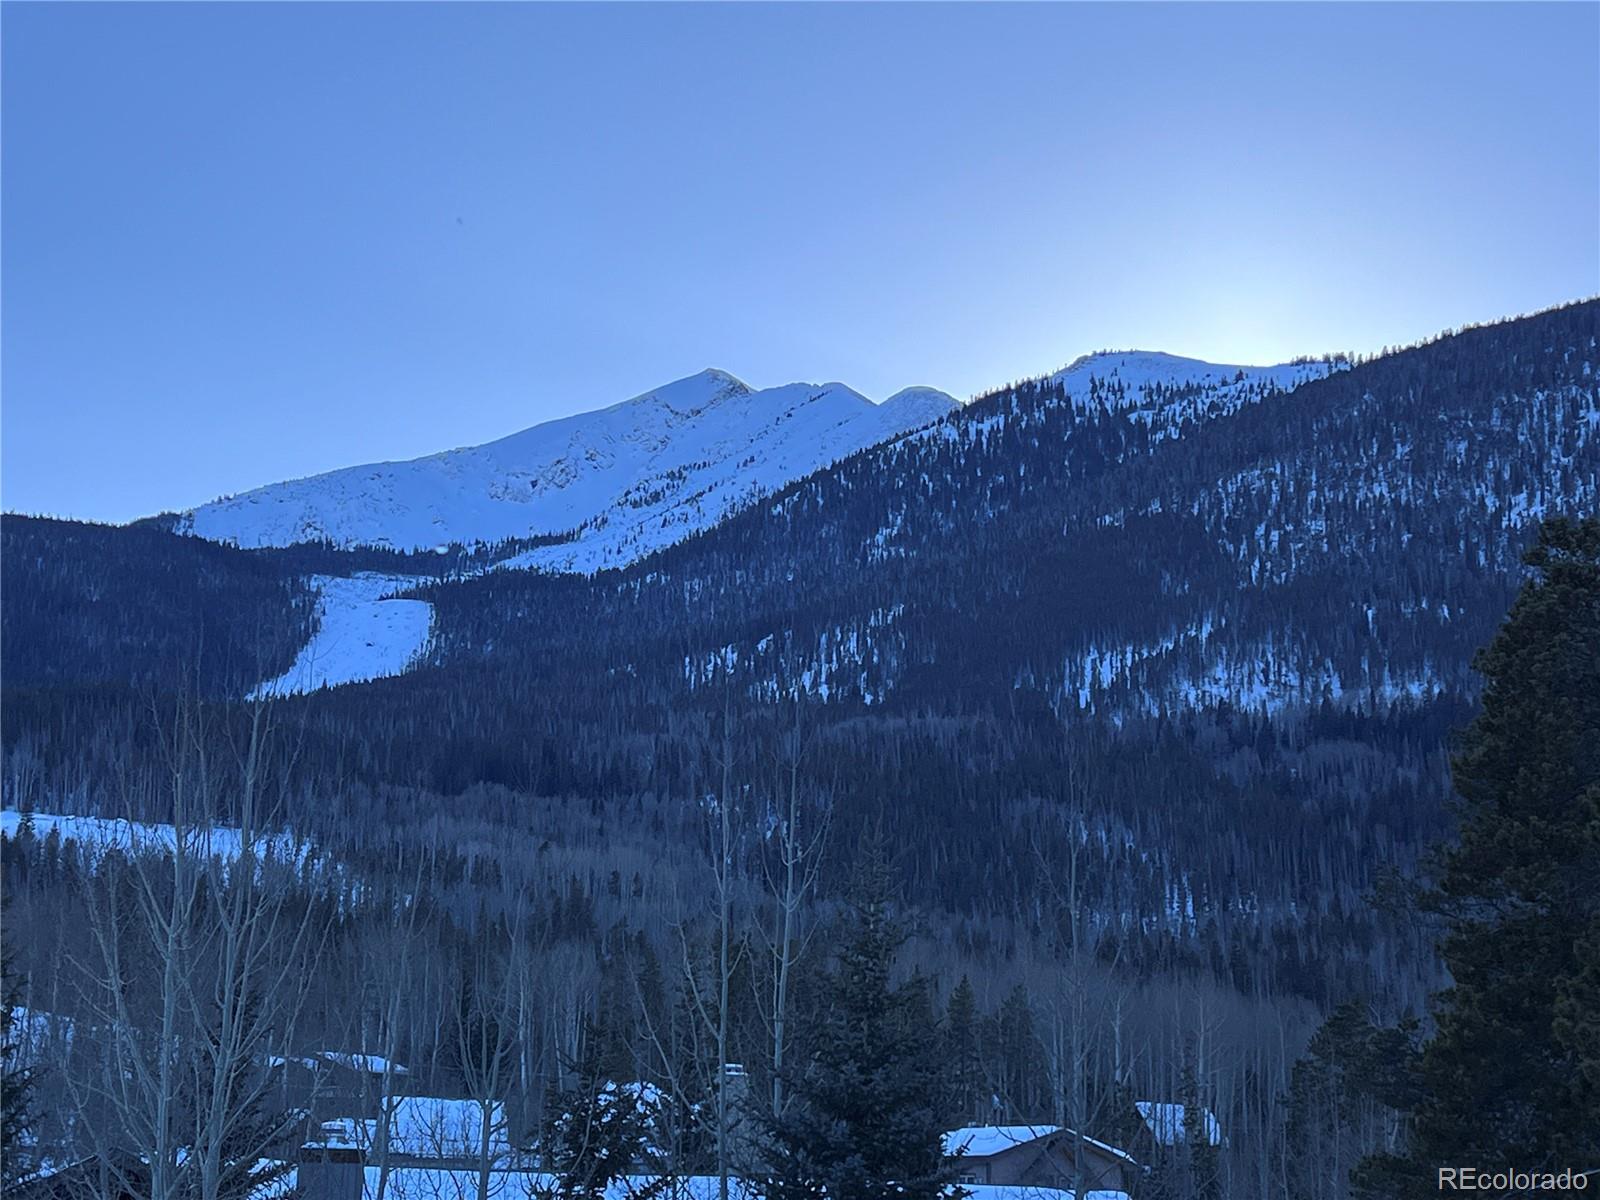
top-left (1357, 517), bottom-right (1600, 1196)
top-left (943, 975), bottom-right (982, 1128)
top-left (537, 1016), bottom-right (659, 1200)
top-left (760, 846), bottom-right (964, 1200)
top-left (1286, 1000), bottom-right (1422, 1200)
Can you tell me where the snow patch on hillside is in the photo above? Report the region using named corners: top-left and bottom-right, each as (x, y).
top-left (0, 810), bottom-right (306, 866)
top-left (249, 574), bottom-right (432, 697)
top-left (1050, 350), bottom-right (1339, 413)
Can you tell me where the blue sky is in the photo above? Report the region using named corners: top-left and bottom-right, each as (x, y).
top-left (4, 2), bottom-right (1596, 523)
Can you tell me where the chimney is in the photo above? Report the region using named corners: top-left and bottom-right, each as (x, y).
top-left (722, 1064), bottom-right (755, 1174)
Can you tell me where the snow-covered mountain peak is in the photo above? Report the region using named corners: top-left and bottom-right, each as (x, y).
top-left (1046, 349), bottom-right (1342, 419)
top-left (690, 367), bottom-right (748, 390)
top-left (627, 367), bottom-right (753, 410)
top-left (884, 386), bottom-right (961, 413)
top-left (1057, 349), bottom-right (1215, 374)
top-left (1054, 348), bottom-right (1329, 393)
top-left (178, 368), bottom-right (958, 572)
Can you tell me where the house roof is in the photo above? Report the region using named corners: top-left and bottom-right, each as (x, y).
top-left (944, 1125), bottom-right (1060, 1157)
top-left (386, 1097), bottom-right (509, 1157)
top-left (1135, 1101), bottom-right (1223, 1147)
top-left (316, 1051), bottom-right (409, 1075)
top-left (942, 1124), bottom-right (1137, 1165)
top-left (313, 1097), bottom-right (509, 1159)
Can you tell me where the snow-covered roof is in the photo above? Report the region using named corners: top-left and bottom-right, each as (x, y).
top-left (1065, 1131), bottom-right (1137, 1164)
top-left (316, 1051), bottom-right (409, 1075)
top-left (387, 1097), bottom-right (508, 1158)
top-left (1135, 1101), bottom-right (1222, 1147)
top-left (267, 1054), bottom-right (321, 1070)
top-left (942, 1124), bottom-right (1137, 1165)
top-left (943, 1125), bottom-right (1060, 1157)
top-left (314, 1097), bottom-right (508, 1160)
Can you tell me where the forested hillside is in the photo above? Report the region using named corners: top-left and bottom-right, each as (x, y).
top-left (2, 301), bottom-right (1596, 1198)
top-left (419, 300), bottom-right (1595, 718)
top-left (0, 516), bottom-right (314, 695)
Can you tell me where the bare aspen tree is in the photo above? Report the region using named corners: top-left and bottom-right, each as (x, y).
top-left (189, 702), bottom-right (326, 1200)
top-left (759, 698), bottom-right (827, 1123)
top-left (543, 941), bottom-right (598, 1110)
top-left (455, 905), bottom-right (532, 1200)
top-left (711, 690), bottom-right (737, 1200)
top-left (366, 853), bottom-right (431, 1200)
top-left (68, 691), bottom-right (326, 1200)
top-left (68, 739), bottom-right (196, 1200)
top-left (674, 687), bottom-right (746, 1200)
top-left (629, 963), bottom-right (696, 1186)
top-left (1033, 759), bottom-right (1129, 1198)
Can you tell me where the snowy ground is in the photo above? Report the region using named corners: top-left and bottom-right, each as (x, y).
top-left (250, 574), bottom-right (432, 698)
top-left (0, 810), bottom-right (305, 865)
top-left (330, 1169), bottom-right (1125, 1200)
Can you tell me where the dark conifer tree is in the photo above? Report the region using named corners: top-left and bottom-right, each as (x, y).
top-left (538, 1016), bottom-right (655, 1200)
top-left (761, 848), bottom-right (963, 1200)
top-left (943, 976), bottom-right (982, 1127)
top-left (1287, 999), bottom-right (1422, 1200)
top-left (995, 984), bottom-right (1041, 1119)
top-left (1359, 517), bottom-right (1600, 1193)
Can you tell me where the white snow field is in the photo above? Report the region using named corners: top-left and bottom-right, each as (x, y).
top-left (0, 811), bottom-right (306, 866)
top-left (249, 573), bottom-right (432, 698)
top-left (322, 1169), bottom-right (1127, 1200)
top-left (180, 369), bottom-right (959, 573)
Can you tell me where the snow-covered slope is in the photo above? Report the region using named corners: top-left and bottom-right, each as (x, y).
top-left (899, 350), bottom-right (1343, 464)
top-left (248, 574), bottom-right (432, 697)
top-left (180, 370), bottom-right (958, 572)
top-left (0, 810), bottom-right (308, 866)
top-left (1048, 350), bottom-right (1341, 421)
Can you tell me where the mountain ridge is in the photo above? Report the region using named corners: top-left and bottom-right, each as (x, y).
top-left (176, 368), bottom-right (960, 568)
top-left (174, 350), bottom-right (1344, 573)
